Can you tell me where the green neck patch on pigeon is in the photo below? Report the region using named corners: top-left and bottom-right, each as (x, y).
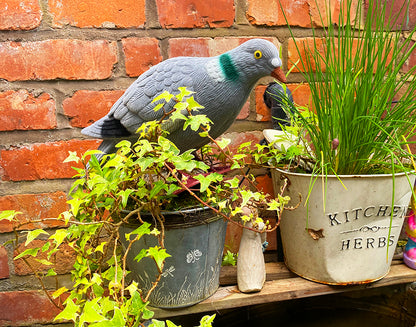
top-left (219, 53), bottom-right (239, 82)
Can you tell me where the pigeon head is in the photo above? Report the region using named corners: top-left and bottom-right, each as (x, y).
top-left (223, 39), bottom-right (286, 84)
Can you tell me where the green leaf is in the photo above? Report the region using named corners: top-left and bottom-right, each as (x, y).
top-left (46, 268), bottom-right (57, 277)
top-left (41, 241), bottom-right (51, 252)
top-left (0, 210), bottom-right (21, 222)
top-left (126, 222), bottom-right (151, 240)
top-left (102, 265), bottom-right (123, 284)
top-left (60, 211), bottom-right (72, 225)
top-left (198, 314), bottom-right (216, 327)
top-left (89, 308), bottom-right (125, 327)
top-left (194, 173), bottom-right (223, 192)
top-left (186, 96), bottom-right (204, 110)
top-left (183, 115), bottom-right (212, 131)
top-left (152, 91), bottom-right (174, 104)
top-left (67, 197), bottom-right (83, 217)
top-left (52, 286), bottom-right (68, 299)
top-left (14, 248), bottom-right (40, 260)
top-left (24, 229), bottom-right (49, 246)
top-left (99, 297), bottom-right (116, 317)
top-left (216, 138), bottom-right (231, 150)
top-left (267, 199), bottom-right (282, 211)
top-left (176, 87), bottom-right (194, 101)
top-left (142, 306), bottom-right (155, 320)
top-left (115, 140), bottom-right (131, 148)
top-left (54, 299), bottom-right (79, 322)
top-left (35, 258), bottom-right (53, 266)
top-left (167, 321), bottom-right (180, 327)
top-left (63, 151), bottom-right (80, 163)
top-left (222, 250), bottom-right (237, 266)
top-left (149, 320), bottom-right (166, 327)
top-left (133, 248), bottom-right (148, 263)
top-left (83, 149), bottom-right (104, 161)
top-left (173, 101), bottom-right (188, 112)
top-left (153, 102), bottom-right (164, 112)
top-left (169, 109), bottom-right (188, 123)
top-left (147, 246), bottom-right (171, 271)
top-left (240, 190), bottom-right (255, 208)
top-left (137, 157), bottom-right (155, 171)
top-left (49, 229), bottom-right (68, 247)
top-left (119, 189), bottom-right (134, 208)
top-left (225, 177), bottom-right (240, 189)
top-left (149, 181), bottom-right (168, 199)
top-left (79, 299), bottom-right (106, 324)
top-left (95, 241), bottom-right (107, 254)
top-left (129, 289), bottom-right (154, 319)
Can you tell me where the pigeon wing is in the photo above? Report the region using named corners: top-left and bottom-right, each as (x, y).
top-left (111, 58), bottom-right (196, 134)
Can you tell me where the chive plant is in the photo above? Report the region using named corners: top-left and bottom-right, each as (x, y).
top-left (281, 0), bottom-right (416, 175)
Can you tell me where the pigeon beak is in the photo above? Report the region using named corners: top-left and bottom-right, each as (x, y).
top-left (271, 67), bottom-right (286, 83)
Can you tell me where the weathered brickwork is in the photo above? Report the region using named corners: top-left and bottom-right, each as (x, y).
top-left (0, 0), bottom-right (413, 324)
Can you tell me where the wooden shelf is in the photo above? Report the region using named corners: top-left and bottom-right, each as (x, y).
top-left (152, 260), bottom-right (416, 319)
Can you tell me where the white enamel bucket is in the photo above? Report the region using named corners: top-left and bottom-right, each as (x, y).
top-left (272, 168), bottom-right (415, 285)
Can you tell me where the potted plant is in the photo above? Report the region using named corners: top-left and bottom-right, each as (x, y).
top-left (264, 0), bottom-right (416, 285)
top-left (1, 88), bottom-right (289, 325)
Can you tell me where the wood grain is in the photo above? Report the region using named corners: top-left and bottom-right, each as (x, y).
top-left (152, 261), bottom-right (416, 319)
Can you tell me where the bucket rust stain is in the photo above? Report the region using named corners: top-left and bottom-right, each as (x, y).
top-left (307, 228), bottom-right (324, 240)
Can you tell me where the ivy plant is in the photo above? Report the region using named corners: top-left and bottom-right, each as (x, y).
top-left (1, 88), bottom-right (289, 326)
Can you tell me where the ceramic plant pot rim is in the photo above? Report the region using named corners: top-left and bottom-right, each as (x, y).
top-left (121, 205), bottom-right (222, 229)
top-left (276, 167), bottom-right (414, 179)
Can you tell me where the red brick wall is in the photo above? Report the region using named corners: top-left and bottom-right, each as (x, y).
top-left (0, 0), bottom-right (414, 325)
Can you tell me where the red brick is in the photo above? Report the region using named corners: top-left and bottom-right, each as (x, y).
top-left (0, 246), bottom-right (9, 279)
top-left (0, 40), bottom-right (117, 81)
top-left (63, 90), bottom-right (124, 128)
top-left (49, 0), bottom-right (145, 28)
top-left (309, 0), bottom-right (358, 27)
top-left (156, 0), bottom-right (235, 29)
top-left (221, 131), bottom-right (264, 155)
top-left (0, 90), bottom-right (56, 131)
top-left (255, 174), bottom-right (274, 198)
top-left (168, 38), bottom-right (211, 57)
top-left (288, 83), bottom-right (311, 108)
top-left (288, 37), bottom-right (364, 74)
top-left (247, 0), bottom-right (310, 27)
top-left (14, 240), bottom-right (75, 276)
top-left (168, 37), bottom-right (280, 58)
top-left (255, 85), bottom-right (270, 122)
top-left (0, 0), bottom-right (41, 30)
top-left (0, 192), bottom-right (68, 233)
top-left (287, 37), bottom-right (325, 73)
top-left (0, 139), bottom-right (101, 181)
top-left (247, 0), bottom-right (358, 27)
top-left (236, 101), bottom-right (250, 120)
top-left (365, 0), bottom-right (415, 30)
top-left (224, 222), bottom-right (242, 254)
top-left (208, 37), bottom-right (257, 56)
top-left (122, 38), bottom-right (162, 77)
top-left (0, 290), bottom-right (62, 325)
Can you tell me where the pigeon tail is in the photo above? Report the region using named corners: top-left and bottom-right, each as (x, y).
top-left (82, 115), bottom-right (131, 139)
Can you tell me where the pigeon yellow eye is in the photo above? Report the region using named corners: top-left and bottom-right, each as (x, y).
top-left (254, 50), bottom-right (262, 59)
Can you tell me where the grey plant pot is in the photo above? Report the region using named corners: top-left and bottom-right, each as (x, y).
top-left (120, 206), bottom-right (227, 308)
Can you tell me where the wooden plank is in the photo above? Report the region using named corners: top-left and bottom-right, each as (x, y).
top-left (152, 263), bottom-right (416, 319)
top-left (219, 262), bottom-right (296, 286)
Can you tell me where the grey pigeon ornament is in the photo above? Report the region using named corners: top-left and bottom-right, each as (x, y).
top-left (82, 38), bottom-right (286, 162)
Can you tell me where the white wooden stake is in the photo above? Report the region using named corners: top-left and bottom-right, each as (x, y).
top-left (237, 208), bottom-right (266, 293)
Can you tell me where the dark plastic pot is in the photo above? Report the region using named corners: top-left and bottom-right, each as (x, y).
top-left (120, 206), bottom-right (227, 308)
